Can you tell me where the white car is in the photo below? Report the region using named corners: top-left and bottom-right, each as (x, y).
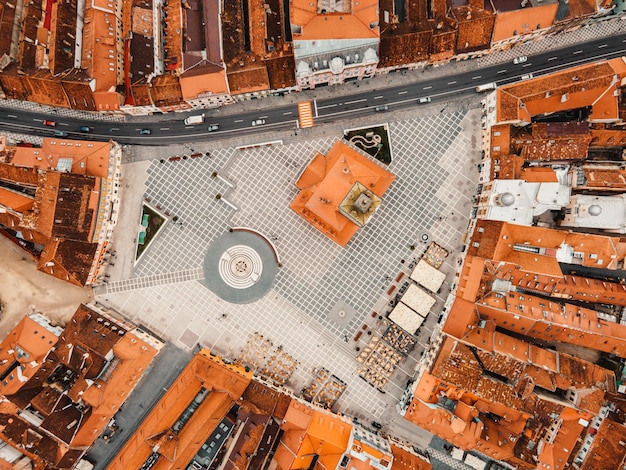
top-left (521, 73), bottom-right (534, 81)
top-left (251, 119), bottom-right (266, 126)
top-left (513, 56), bottom-right (528, 65)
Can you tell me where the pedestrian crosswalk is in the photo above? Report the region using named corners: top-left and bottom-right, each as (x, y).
top-left (298, 101), bottom-right (314, 128)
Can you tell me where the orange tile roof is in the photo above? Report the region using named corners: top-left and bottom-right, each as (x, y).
top-left (0, 187), bottom-right (33, 212)
top-left (81, 6), bottom-right (119, 92)
top-left (496, 61), bottom-right (623, 123)
top-left (537, 410), bottom-right (587, 470)
top-left (0, 315), bottom-right (60, 396)
top-left (290, 141), bottom-right (395, 246)
top-left (469, 220), bottom-right (626, 273)
top-left (476, 290), bottom-right (626, 357)
top-left (180, 68), bottom-right (229, 99)
top-left (579, 419), bottom-right (626, 470)
top-left (0, 305), bottom-right (161, 469)
top-left (93, 91), bottom-right (122, 111)
top-left (290, 0), bottom-right (379, 40)
top-left (10, 138), bottom-right (113, 178)
top-left (491, 5), bottom-right (558, 43)
top-left (273, 400), bottom-right (352, 470)
top-left (108, 349), bottom-right (251, 470)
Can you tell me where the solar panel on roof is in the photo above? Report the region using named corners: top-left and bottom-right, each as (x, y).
top-left (56, 158), bottom-right (73, 173)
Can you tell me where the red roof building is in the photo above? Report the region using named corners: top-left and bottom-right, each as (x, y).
top-left (290, 141), bottom-right (395, 246)
top-left (0, 137), bottom-right (122, 286)
top-left (0, 304), bottom-right (162, 469)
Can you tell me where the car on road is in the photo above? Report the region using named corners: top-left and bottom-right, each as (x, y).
top-left (139, 129), bottom-right (152, 135)
top-left (42, 120), bottom-right (56, 127)
top-left (521, 73), bottom-right (534, 80)
top-left (251, 119), bottom-right (266, 126)
top-left (208, 124), bottom-right (220, 132)
top-left (371, 421), bottom-right (383, 430)
top-left (78, 126), bottom-right (92, 132)
top-left (418, 97), bottom-right (432, 104)
top-left (53, 131), bottom-right (68, 137)
top-left (513, 56), bottom-right (528, 64)
top-left (375, 104), bottom-right (389, 112)
top-left (476, 82), bottom-right (497, 92)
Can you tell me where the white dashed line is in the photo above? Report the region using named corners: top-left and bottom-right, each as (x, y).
top-left (573, 50), bottom-right (583, 55)
top-left (472, 76), bottom-right (482, 80)
top-left (548, 57), bottom-right (558, 61)
top-left (423, 86), bottom-right (432, 90)
top-left (398, 91), bottom-right (408, 95)
top-left (497, 70), bottom-right (507, 74)
top-left (447, 81), bottom-right (456, 85)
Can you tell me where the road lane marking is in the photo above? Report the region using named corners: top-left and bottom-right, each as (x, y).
top-left (313, 99), bottom-right (318, 117)
top-left (598, 44), bottom-right (607, 48)
top-left (447, 81), bottom-right (456, 85)
top-left (7, 114), bottom-right (16, 118)
top-left (317, 103), bottom-right (337, 109)
top-left (373, 96), bottom-right (383, 99)
top-left (472, 76), bottom-right (482, 80)
top-left (160, 127), bottom-right (170, 130)
top-left (423, 86), bottom-right (432, 90)
top-left (259, 115), bottom-right (268, 118)
top-left (398, 90), bottom-right (408, 95)
top-left (234, 119), bottom-right (243, 122)
top-left (522, 63), bottom-right (532, 67)
top-left (345, 98), bottom-right (367, 104)
top-left (282, 111), bottom-right (292, 115)
top-left (548, 57), bottom-right (558, 61)
top-left (573, 50), bottom-right (583, 55)
top-left (497, 70), bottom-right (507, 74)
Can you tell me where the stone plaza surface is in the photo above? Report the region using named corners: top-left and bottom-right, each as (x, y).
top-left (97, 107), bottom-right (482, 424)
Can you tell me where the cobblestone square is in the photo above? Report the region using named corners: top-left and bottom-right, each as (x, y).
top-left (97, 107), bottom-right (482, 421)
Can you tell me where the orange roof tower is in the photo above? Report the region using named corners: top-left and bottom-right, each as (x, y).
top-left (290, 140), bottom-right (395, 246)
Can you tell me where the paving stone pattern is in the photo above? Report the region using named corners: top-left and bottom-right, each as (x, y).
top-left (97, 108), bottom-right (481, 420)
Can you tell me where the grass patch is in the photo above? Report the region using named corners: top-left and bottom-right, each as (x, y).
top-left (136, 204), bottom-right (166, 260)
top-left (343, 125), bottom-right (392, 165)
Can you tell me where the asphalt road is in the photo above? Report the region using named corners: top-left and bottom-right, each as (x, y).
top-left (0, 33), bottom-right (625, 145)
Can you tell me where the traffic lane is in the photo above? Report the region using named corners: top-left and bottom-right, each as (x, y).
top-left (314, 32), bottom-right (626, 114)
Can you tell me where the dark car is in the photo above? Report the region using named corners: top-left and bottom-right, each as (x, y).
top-left (42, 120), bottom-right (56, 127)
top-left (139, 129), bottom-right (152, 135)
top-left (53, 131), bottom-right (68, 137)
top-left (78, 126), bottom-right (92, 132)
top-left (371, 421), bottom-right (383, 430)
